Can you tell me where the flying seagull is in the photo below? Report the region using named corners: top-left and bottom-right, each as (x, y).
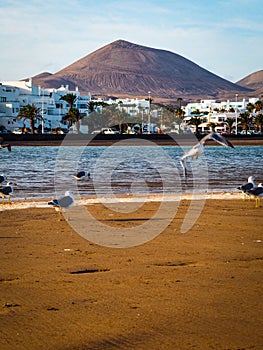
top-left (73, 171), bottom-right (91, 181)
top-left (0, 137), bottom-right (11, 152)
top-left (180, 132), bottom-right (234, 177)
top-left (237, 175), bottom-right (255, 199)
top-left (48, 191), bottom-right (74, 221)
top-left (246, 183), bottom-right (263, 208)
top-left (0, 181), bottom-right (16, 204)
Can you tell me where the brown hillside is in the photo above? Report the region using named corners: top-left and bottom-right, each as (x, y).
top-left (32, 39), bottom-right (251, 100)
top-left (236, 70), bottom-right (263, 96)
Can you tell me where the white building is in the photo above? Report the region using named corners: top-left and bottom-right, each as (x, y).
top-left (182, 97), bottom-right (260, 133)
top-left (0, 79), bottom-right (91, 131)
top-left (183, 98), bottom-right (250, 116)
top-left (104, 97), bottom-right (150, 116)
top-left (0, 80), bottom-right (152, 133)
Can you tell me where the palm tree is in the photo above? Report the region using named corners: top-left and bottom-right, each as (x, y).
top-left (175, 106), bottom-right (185, 119)
top-left (255, 113), bottom-right (263, 133)
top-left (225, 118), bottom-right (235, 133)
top-left (246, 102), bottom-right (254, 114)
top-left (87, 100), bottom-right (108, 114)
top-left (176, 97), bottom-right (184, 118)
top-left (108, 107), bottom-right (128, 134)
top-left (207, 122), bottom-right (218, 132)
top-left (87, 101), bottom-right (96, 114)
top-left (177, 97), bottom-right (182, 109)
top-left (60, 93), bottom-right (77, 114)
top-left (191, 109), bottom-right (201, 116)
top-left (187, 116), bottom-right (202, 133)
top-left (17, 103), bottom-right (43, 134)
top-left (240, 112), bottom-right (251, 134)
top-left (62, 107), bottom-right (84, 134)
top-left (254, 100), bottom-right (262, 117)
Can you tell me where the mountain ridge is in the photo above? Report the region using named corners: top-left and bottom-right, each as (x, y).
top-left (236, 70), bottom-right (263, 96)
top-left (31, 39), bottom-right (258, 101)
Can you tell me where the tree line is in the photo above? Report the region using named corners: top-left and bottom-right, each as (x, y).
top-left (13, 94), bottom-right (263, 135)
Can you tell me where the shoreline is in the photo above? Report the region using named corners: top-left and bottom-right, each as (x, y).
top-left (0, 191), bottom-right (249, 211)
top-left (3, 134), bottom-right (263, 146)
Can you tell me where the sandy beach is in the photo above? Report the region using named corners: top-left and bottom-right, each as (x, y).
top-left (0, 196), bottom-right (262, 349)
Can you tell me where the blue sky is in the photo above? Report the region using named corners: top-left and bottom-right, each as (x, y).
top-left (1, 0), bottom-right (262, 83)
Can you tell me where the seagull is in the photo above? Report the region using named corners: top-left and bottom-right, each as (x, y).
top-left (0, 181), bottom-right (16, 204)
top-left (0, 174), bottom-right (7, 186)
top-left (48, 191), bottom-right (74, 221)
top-left (73, 171), bottom-right (91, 181)
top-left (180, 132), bottom-right (235, 177)
top-left (237, 175), bottom-right (255, 199)
top-left (0, 137), bottom-right (11, 152)
top-left (246, 183), bottom-right (263, 208)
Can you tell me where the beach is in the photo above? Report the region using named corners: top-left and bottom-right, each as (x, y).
top-left (0, 197), bottom-right (262, 349)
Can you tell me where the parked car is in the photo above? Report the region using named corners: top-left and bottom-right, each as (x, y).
top-left (12, 128), bottom-right (23, 134)
top-left (239, 130), bottom-right (251, 135)
top-left (101, 128), bottom-right (115, 134)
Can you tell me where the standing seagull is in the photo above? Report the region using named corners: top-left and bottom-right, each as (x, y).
top-left (0, 182), bottom-right (15, 204)
top-left (0, 137), bottom-right (11, 152)
top-left (180, 132), bottom-right (234, 177)
top-left (237, 175), bottom-right (255, 199)
top-left (73, 171), bottom-right (91, 181)
top-left (246, 183), bottom-right (263, 208)
top-left (48, 191), bottom-right (74, 221)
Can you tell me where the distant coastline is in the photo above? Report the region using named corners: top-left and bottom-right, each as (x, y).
top-left (2, 133), bottom-right (263, 146)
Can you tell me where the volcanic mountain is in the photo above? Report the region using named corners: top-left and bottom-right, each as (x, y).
top-left (32, 39), bottom-right (252, 101)
top-left (236, 70), bottom-right (263, 96)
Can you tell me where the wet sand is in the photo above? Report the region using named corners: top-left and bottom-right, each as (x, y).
top-left (0, 198), bottom-right (262, 349)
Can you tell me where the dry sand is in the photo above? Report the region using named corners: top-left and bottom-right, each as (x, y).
top-left (0, 197), bottom-right (262, 349)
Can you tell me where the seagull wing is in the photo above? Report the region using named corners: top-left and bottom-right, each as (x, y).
top-left (57, 195), bottom-right (74, 209)
top-left (237, 182), bottom-right (254, 192)
top-left (0, 186), bottom-right (12, 195)
top-left (208, 133), bottom-right (234, 148)
top-left (247, 187), bottom-right (263, 196)
top-left (77, 171), bottom-right (86, 178)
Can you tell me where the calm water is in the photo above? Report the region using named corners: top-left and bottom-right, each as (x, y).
top-left (1, 145), bottom-right (262, 200)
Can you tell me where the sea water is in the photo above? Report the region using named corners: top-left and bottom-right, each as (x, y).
top-left (0, 145), bottom-right (262, 200)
